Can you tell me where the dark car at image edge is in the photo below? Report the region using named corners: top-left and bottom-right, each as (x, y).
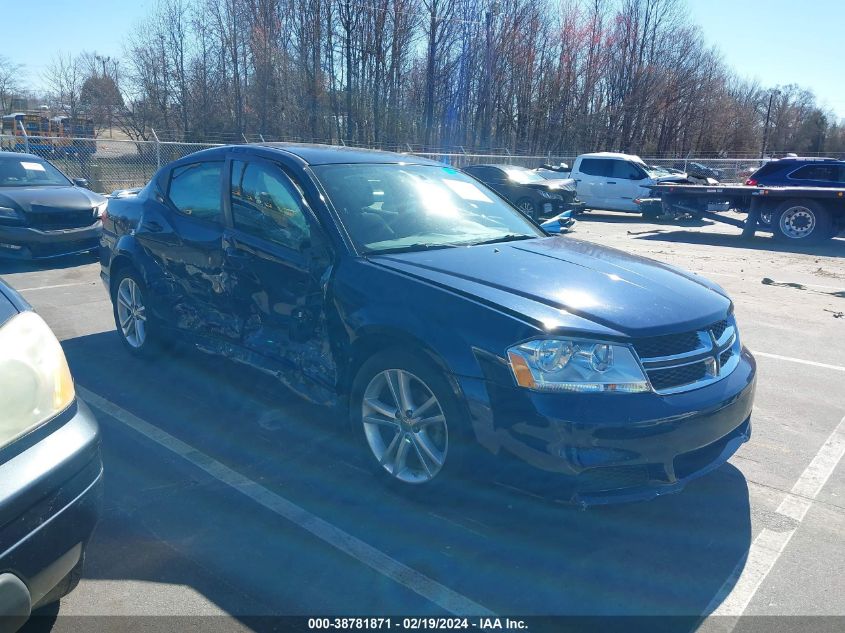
top-left (0, 280), bottom-right (102, 632)
top-left (0, 152), bottom-right (106, 260)
top-left (100, 143), bottom-right (755, 505)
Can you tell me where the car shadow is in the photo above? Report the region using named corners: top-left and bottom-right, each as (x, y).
top-left (634, 230), bottom-right (845, 257)
top-left (0, 251), bottom-right (98, 275)
top-left (576, 211), bottom-right (714, 228)
top-left (39, 331), bottom-right (753, 627)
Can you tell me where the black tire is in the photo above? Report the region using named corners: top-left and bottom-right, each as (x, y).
top-left (772, 199), bottom-right (832, 244)
top-left (514, 197), bottom-right (537, 220)
top-left (111, 267), bottom-right (161, 357)
top-left (349, 348), bottom-right (468, 494)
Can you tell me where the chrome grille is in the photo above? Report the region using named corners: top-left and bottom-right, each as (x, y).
top-left (648, 362), bottom-right (708, 391)
top-left (634, 317), bottom-right (740, 394)
top-left (631, 330), bottom-right (701, 359)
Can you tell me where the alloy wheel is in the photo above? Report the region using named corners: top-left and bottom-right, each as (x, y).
top-left (116, 277), bottom-right (147, 348)
top-left (517, 200), bottom-right (534, 215)
top-left (779, 206), bottom-right (815, 239)
top-left (361, 369), bottom-right (448, 484)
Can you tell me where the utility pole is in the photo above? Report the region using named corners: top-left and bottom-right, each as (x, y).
top-left (760, 89), bottom-right (780, 159)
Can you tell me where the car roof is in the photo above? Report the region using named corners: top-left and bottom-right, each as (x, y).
top-left (464, 164), bottom-right (527, 170)
top-left (578, 152), bottom-right (643, 161)
top-left (255, 143), bottom-right (441, 166)
top-left (0, 151), bottom-right (49, 161)
top-left (770, 157), bottom-right (843, 164)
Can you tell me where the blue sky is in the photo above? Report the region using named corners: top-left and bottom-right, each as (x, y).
top-left (7, 0), bottom-right (845, 121)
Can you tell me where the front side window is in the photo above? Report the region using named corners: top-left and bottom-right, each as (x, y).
top-left (313, 163), bottom-right (544, 254)
top-left (579, 159), bottom-right (610, 177)
top-left (230, 160), bottom-right (311, 250)
top-left (168, 161), bottom-right (223, 222)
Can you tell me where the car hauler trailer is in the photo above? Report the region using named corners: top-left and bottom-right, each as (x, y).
top-left (642, 183), bottom-right (845, 244)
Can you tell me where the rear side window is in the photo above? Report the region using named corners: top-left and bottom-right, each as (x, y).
top-left (788, 164), bottom-right (841, 182)
top-left (579, 159), bottom-right (610, 177)
top-left (168, 162), bottom-right (223, 222)
top-left (749, 162), bottom-right (781, 179)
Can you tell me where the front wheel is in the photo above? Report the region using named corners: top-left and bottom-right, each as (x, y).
top-left (773, 199), bottom-right (832, 244)
top-left (350, 349), bottom-right (465, 490)
top-left (515, 197), bottom-right (537, 220)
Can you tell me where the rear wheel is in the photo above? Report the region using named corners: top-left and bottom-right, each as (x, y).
top-left (350, 349), bottom-right (466, 492)
top-left (773, 199), bottom-right (832, 244)
top-left (112, 268), bottom-right (161, 356)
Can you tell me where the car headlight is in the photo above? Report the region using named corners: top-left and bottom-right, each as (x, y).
top-left (0, 206), bottom-right (21, 221)
top-left (507, 338), bottom-right (649, 393)
top-left (94, 201), bottom-right (108, 218)
top-left (0, 312), bottom-right (75, 450)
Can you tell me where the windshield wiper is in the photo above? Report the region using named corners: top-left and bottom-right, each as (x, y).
top-left (365, 242), bottom-right (461, 255)
top-left (461, 234), bottom-right (535, 247)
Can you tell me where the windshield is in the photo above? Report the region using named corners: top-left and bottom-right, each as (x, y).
top-left (0, 157), bottom-right (72, 187)
top-left (313, 163), bottom-right (544, 253)
top-left (502, 167), bottom-right (545, 184)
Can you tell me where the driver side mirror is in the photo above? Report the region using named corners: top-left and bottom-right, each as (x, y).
top-left (73, 178), bottom-right (90, 188)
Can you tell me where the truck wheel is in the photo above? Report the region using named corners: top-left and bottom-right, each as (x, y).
top-left (773, 200), bottom-right (832, 244)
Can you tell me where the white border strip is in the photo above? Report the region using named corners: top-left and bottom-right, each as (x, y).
top-left (17, 281), bottom-right (96, 292)
top-left (706, 414), bottom-right (845, 617)
top-left (752, 351), bottom-right (845, 373)
top-left (78, 386), bottom-right (494, 616)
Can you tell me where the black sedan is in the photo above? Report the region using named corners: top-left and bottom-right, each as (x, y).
top-left (0, 152), bottom-right (106, 259)
top-left (0, 280), bottom-right (102, 630)
top-left (462, 163), bottom-right (581, 220)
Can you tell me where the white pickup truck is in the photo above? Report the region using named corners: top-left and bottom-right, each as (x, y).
top-left (570, 152), bottom-right (687, 213)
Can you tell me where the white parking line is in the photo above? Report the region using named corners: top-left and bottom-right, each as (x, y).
top-left (705, 413), bottom-right (845, 618)
top-left (17, 281), bottom-right (96, 292)
top-left (76, 386), bottom-right (494, 616)
top-left (751, 351), bottom-right (845, 373)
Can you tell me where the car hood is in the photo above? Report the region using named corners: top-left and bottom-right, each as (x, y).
top-left (369, 237), bottom-right (730, 338)
top-left (653, 174), bottom-right (688, 183)
top-left (0, 186), bottom-right (105, 212)
top-left (524, 179), bottom-right (576, 193)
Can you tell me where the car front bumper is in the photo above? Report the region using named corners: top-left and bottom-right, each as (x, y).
top-left (0, 400), bottom-right (103, 629)
top-left (0, 222), bottom-right (101, 259)
top-left (462, 347), bottom-right (756, 505)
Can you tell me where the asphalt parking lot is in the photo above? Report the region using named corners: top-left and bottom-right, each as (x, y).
top-left (4, 213), bottom-right (844, 631)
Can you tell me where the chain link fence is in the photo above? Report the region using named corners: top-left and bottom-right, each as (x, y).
top-left (2, 134), bottom-right (771, 193)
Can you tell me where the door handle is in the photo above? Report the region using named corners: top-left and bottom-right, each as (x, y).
top-left (606, 181), bottom-right (617, 185)
top-left (142, 220), bottom-right (164, 232)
